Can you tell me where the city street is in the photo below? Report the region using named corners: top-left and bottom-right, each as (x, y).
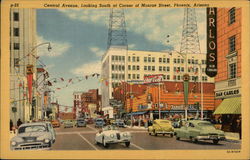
top-left (51, 125), bottom-right (241, 150)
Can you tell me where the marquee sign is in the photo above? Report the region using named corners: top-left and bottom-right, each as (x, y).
top-left (206, 7), bottom-right (218, 77)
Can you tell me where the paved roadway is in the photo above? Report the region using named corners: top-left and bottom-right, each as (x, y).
top-left (51, 124), bottom-right (241, 150)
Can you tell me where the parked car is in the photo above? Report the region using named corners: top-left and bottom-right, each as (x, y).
top-left (10, 122), bottom-right (56, 150)
top-left (148, 119), bottom-right (174, 137)
top-left (63, 120), bottom-right (74, 128)
top-left (174, 120), bottom-right (226, 144)
top-left (112, 121), bottom-right (126, 128)
top-left (76, 118), bottom-right (87, 127)
top-left (51, 120), bottom-right (60, 128)
top-left (95, 118), bottom-right (105, 128)
top-left (95, 125), bottom-right (131, 148)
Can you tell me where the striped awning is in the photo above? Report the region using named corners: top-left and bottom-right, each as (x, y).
top-left (213, 97), bottom-right (241, 114)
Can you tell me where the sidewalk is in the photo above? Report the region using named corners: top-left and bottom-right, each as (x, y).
top-left (225, 132), bottom-right (241, 141)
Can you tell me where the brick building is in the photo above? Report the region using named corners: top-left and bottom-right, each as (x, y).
top-left (213, 8), bottom-right (241, 131)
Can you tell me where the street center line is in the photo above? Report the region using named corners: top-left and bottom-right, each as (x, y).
top-left (131, 143), bottom-right (144, 150)
top-left (78, 133), bottom-right (99, 150)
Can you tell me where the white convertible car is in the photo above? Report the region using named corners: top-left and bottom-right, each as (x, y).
top-left (95, 125), bottom-right (131, 148)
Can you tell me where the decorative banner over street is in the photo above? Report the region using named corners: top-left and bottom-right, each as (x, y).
top-left (206, 7), bottom-right (218, 77)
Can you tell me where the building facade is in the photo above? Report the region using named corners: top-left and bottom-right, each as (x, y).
top-left (214, 8), bottom-right (241, 131)
top-left (9, 9), bottom-right (37, 124)
top-left (73, 91), bottom-right (84, 118)
top-left (101, 48), bottom-right (214, 109)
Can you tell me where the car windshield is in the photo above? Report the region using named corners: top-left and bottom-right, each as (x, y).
top-left (103, 125), bottom-right (118, 131)
top-left (198, 122), bottom-right (215, 129)
top-left (18, 125), bottom-right (47, 134)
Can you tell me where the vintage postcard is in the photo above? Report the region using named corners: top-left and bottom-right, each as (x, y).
top-left (1, 0), bottom-right (249, 159)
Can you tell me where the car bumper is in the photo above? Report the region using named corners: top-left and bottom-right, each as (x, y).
top-left (155, 131), bottom-right (174, 134)
top-left (106, 139), bottom-right (130, 144)
top-left (11, 143), bottom-right (50, 150)
top-left (196, 135), bottom-right (226, 140)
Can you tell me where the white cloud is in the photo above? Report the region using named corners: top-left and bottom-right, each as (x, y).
top-left (58, 8), bottom-right (206, 53)
top-left (71, 61), bottom-right (101, 75)
top-left (89, 46), bottom-right (104, 57)
top-left (37, 36), bottom-right (71, 57)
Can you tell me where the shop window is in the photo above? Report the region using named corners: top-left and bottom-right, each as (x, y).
top-left (229, 7), bottom-right (236, 25)
top-left (229, 63), bottom-right (236, 79)
top-left (229, 35), bottom-right (236, 53)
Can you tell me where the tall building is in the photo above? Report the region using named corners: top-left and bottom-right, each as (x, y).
top-left (101, 49), bottom-right (214, 108)
top-left (73, 91), bottom-right (84, 118)
top-left (9, 9), bottom-right (37, 124)
top-left (214, 8), bottom-right (241, 130)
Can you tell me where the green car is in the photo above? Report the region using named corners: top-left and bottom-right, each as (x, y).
top-left (175, 120), bottom-right (226, 144)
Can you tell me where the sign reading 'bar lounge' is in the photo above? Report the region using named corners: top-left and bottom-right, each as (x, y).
top-left (206, 8), bottom-right (217, 77)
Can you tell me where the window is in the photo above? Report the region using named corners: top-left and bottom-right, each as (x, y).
top-left (148, 66), bottom-right (151, 71)
top-left (202, 60), bottom-right (206, 64)
top-left (112, 56), bottom-right (115, 61)
top-left (112, 74), bottom-right (115, 79)
top-left (115, 56), bottom-right (118, 61)
top-left (195, 60), bottom-right (198, 64)
top-left (177, 75), bottom-right (180, 80)
top-left (122, 65), bottom-right (125, 71)
top-left (166, 66), bottom-right (170, 72)
top-left (174, 58), bottom-right (176, 63)
top-left (122, 56), bottom-right (125, 61)
top-left (163, 75), bottom-right (166, 79)
top-left (159, 66), bottom-right (162, 71)
top-left (14, 12), bottom-right (19, 21)
top-left (229, 35), bottom-right (236, 53)
top-left (144, 66), bottom-right (147, 71)
top-left (14, 43), bottom-right (20, 50)
top-left (191, 59), bottom-right (194, 64)
top-left (122, 74), bottom-right (125, 79)
top-left (137, 57), bottom-right (140, 62)
top-left (14, 58), bottom-right (20, 67)
top-left (152, 57), bottom-right (155, 62)
top-left (167, 75), bottom-right (170, 80)
top-left (159, 58), bottom-right (162, 63)
top-left (128, 74), bottom-right (131, 79)
top-left (128, 56), bottom-right (131, 62)
top-left (229, 7), bottom-right (236, 25)
top-left (118, 65), bottom-right (121, 71)
top-left (188, 59), bottom-right (191, 64)
top-left (133, 74), bottom-right (136, 79)
top-left (229, 63), bottom-right (236, 79)
top-left (152, 66), bottom-right (155, 71)
top-left (177, 59), bottom-right (180, 63)
top-left (167, 58), bottom-right (170, 63)
top-left (181, 59), bottom-right (184, 63)
top-left (148, 57), bottom-right (151, 62)
top-left (112, 65), bottom-right (115, 70)
top-left (132, 65), bottom-right (136, 70)
top-left (132, 56), bottom-right (136, 62)
top-left (137, 65), bottom-right (140, 70)
top-left (118, 56), bottom-right (121, 61)
top-left (128, 65), bottom-right (131, 70)
top-left (14, 28), bottom-right (19, 36)
top-left (137, 74), bottom-right (140, 79)
top-left (181, 67), bottom-right (184, 72)
top-left (163, 66), bottom-right (166, 71)
top-left (144, 57), bottom-right (147, 62)
top-left (163, 58), bottom-right (166, 63)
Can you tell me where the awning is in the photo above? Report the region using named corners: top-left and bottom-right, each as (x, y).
top-left (127, 111), bottom-right (146, 116)
top-left (213, 97), bottom-right (241, 114)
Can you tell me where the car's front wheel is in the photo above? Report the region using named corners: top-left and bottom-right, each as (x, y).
top-left (213, 139), bottom-right (219, 144)
top-left (125, 142), bottom-right (130, 147)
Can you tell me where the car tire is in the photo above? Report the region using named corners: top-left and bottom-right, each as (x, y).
top-left (125, 142), bottom-right (130, 147)
top-left (176, 136), bottom-right (180, 140)
top-left (153, 130), bottom-right (157, 136)
top-left (190, 137), bottom-right (198, 143)
top-left (213, 139), bottom-right (219, 144)
top-left (170, 134), bottom-right (173, 138)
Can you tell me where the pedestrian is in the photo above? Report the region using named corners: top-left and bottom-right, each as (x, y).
top-left (17, 118), bottom-right (22, 128)
top-left (10, 119), bottom-right (13, 131)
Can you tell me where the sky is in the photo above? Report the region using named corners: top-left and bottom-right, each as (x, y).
top-left (36, 8), bottom-right (207, 110)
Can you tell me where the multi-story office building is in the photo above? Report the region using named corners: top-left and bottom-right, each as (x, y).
top-left (9, 9), bottom-right (37, 124)
top-left (214, 8), bottom-right (241, 130)
top-left (101, 47), bottom-right (214, 108)
top-left (73, 91), bottom-right (84, 118)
